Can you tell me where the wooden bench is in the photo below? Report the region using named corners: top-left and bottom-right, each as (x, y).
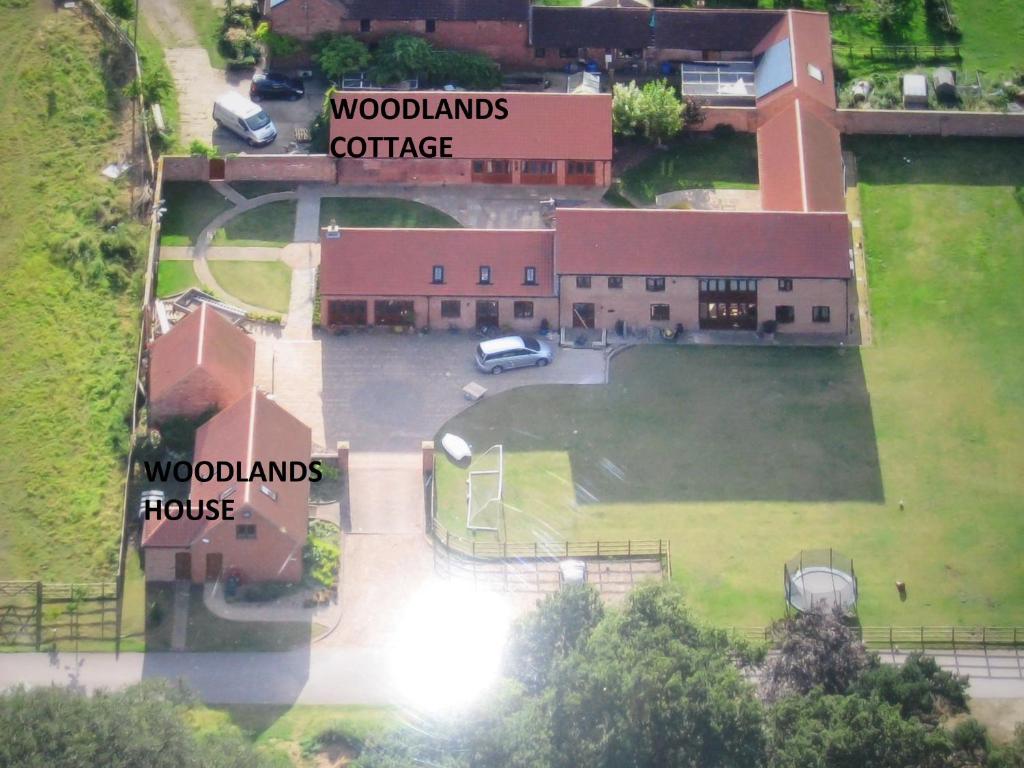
top-left (462, 381), bottom-right (487, 401)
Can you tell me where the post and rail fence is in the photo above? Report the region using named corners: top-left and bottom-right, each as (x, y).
top-left (0, 581), bottom-right (118, 651)
top-left (733, 624), bottom-right (1024, 650)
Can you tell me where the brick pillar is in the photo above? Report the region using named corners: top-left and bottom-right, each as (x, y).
top-left (421, 441), bottom-right (434, 474)
top-left (337, 441), bottom-right (349, 475)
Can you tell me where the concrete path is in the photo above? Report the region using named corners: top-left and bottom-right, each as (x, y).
top-left (347, 453), bottom-right (425, 534)
top-left (201, 581), bottom-right (342, 629)
top-left (294, 186), bottom-right (322, 242)
top-left (170, 581), bottom-right (189, 652)
top-left (3, 648), bottom-right (1023, 705)
top-left (211, 180), bottom-right (247, 206)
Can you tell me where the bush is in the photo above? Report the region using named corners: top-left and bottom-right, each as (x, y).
top-left (104, 0), bottom-right (134, 21)
top-left (218, 3), bottom-right (261, 68)
top-left (372, 34), bottom-right (434, 84)
top-left (254, 22), bottom-right (302, 59)
top-left (869, 0), bottom-right (917, 36)
top-left (241, 582), bottom-right (296, 603)
top-left (428, 49), bottom-right (501, 90)
top-left (304, 521), bottom-right (340, 589)
top-left (188, 139), bottom-right (218, 158)
top-left (315, 35), bottom-right (370, 81)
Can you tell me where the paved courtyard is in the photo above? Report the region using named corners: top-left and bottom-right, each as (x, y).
top-left (319, 331), bottom-right (606, 451)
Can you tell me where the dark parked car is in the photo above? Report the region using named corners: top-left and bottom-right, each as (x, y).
top-left (249, 72), bottom-right (304, 101)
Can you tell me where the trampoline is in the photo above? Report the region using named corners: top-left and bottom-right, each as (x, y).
top-left (784, 549), bottom-right (858, 615)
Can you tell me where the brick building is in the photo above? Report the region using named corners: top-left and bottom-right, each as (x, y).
top-left (554, 209), bottom-right (851, 334)
top-left (267, 0), bottom-right (537, 67)
top-left (147, 302), bottom-right (255, 425)
top-left (142, 388), bottom-right (312, 584)
top-left (331, 91), bottom-right (612, 186)
top-left (320, 227), bottom-right (557, 330)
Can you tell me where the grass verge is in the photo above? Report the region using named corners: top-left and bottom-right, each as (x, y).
top-left (160, 182), bottom-right (233, 246)
top-left (157, 260), bottom-right (202, 297)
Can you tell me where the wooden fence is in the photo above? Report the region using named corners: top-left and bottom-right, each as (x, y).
top-left (732, 625), bottom-right (1024, 649)
top-left (0, 581), bottom-right (118, 650)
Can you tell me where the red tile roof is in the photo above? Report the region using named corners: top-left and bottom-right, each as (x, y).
top-left (141, 389), bottom-right (312, 549)
top-left (148, 302), bottom-right (255, 417)
top-left (320, 228), bottom-right (555, 297)
top-left (554, 208), bottom-right (851, 279)
top-left (758, 96), bottom-right (846, 213)
top-left (330, 92), bottom-right (612, 161)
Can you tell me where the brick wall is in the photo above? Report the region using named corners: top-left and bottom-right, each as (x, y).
top-left (143, 548), bottom-right (178, 581)
top-left (426, 296), bottom-right (558, 331)
top-left (162, 155), bottom-right (210, 181)
top-left (190, 513), bottom-right (305, 583)
top-left (692, 106), bottom-right (759, 133)
top-left (339, 157), bottom-right (473, 185)
top-left (224, 155), bottom-right (338, 182)
top-left (836, 109), bottom-right (1024, 138)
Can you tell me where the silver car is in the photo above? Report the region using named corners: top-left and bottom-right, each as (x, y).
top-left (475, 336), bottom-right (553, 374)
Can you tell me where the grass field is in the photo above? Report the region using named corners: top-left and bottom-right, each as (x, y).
top-left (160, 182), bottom-right (233, 246)
top-left (0, 4), bottom-right (146, 580)
top-left (619, 133), bottom-right (759, 204)
top-left (318, 197), bottom-right (462, 228)
top-left (208, 260), bottom-right (293, 313)
top-left (213, 200), bottom-right (296, 247)
top-left (436, 136), bottom-right (1024, 629)
top-left (156, 260), bottom-right (202, 297)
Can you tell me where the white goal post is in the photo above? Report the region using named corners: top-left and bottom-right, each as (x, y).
top-left (466, 444), bottom-right (503, 532)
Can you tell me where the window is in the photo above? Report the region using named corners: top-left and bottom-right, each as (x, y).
top-left (218, 485), bottom-right (236, 500)
top-left (479, 266), bottom-right (491, 285)
top-left (259, 484), bottom-right (278, 502)
top-left (650, 304), bottom-right (670, 321)
top-left (559, 47), bottom-right (577, 59)
top-left (576, 275), bottom-right (591, 289)
top-left (807, 63), bottom-right (823, 82)
top-left (524, 266), bottom-right (537, 285)
top-left (236, 524), bottom-right (257, 540)
top-left (425, 18), bottom-right (436, 32)
top-left (472, 159), bottom-right (510, 175)
top-left (514, 301), bottom-right (534, 319)
top-left (778, 278), bottom-right (793, 292)
top-left (812, 306), bottom-right (831, 323)
top-left (441, 300), bottom-right (461, 318)
top-left (646, 277), bottom-right (666, 292)
top-left (523, 160), bottom-right (556, 175)
top-left (534, 47), bottom-right (546, 59)
top-left (432, 265), bottom-right (444, 284)
top-left (568, 161), bottom-right (595, 176)
top-left (608, 276), bottom-right (623, 289)
top-left (359, 19), bottom-right (371, 32)
top-left (775, 305), bottom-right (795, 324)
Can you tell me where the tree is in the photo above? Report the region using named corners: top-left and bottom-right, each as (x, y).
top-left (765, 690), bottom-right (952, 768)
top-left (371, 35), bottom-right (434, 85)
top-left (851, 652), bottom-right (969, 724)
top-left (869, 0), bottom-right (917, 36)
top-left (315, 35), bottom-right (370, 81)
top-left (106, 0), bottom-right (134, 21)
top-left (762, 607), bottom-right (870, 701)
top-left (504, 584), bottom-right (604, 693)
top-left (0, 682), bottom-right (283, 768)
top-left (611, 80), bottom-right (694, 145)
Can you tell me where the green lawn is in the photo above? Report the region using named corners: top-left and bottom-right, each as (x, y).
top-left (160, 182), bottom-right (233, 246)
top-left (0, 7), bottom-right (146, 579)
top-left (157, 260), bottom-right (202, 297)
top-left (619, 134), bottom-right (759, 204)
top-left (318, 197), bottom-right (462, 228)
top-left (213, 200), bottom-right (296, 247)
top-left (437, 137), bottom-right (1024, 630)
top-left (208, 260), bottom-right (293, 313)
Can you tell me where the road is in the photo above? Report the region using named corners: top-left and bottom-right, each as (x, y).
top-left (2, 648), bottom-right (1023, 705)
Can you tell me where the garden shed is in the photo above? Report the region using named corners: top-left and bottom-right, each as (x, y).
top-left (933, 68), bottom-right (957, 102)
top-left (902, 73), bottom-right (928, 108)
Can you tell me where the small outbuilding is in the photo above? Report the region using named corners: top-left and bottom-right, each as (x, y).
top-left (902, 73), bottom-right (928, 109)
top-left (933, 67), bottom-right (957, 103)
top-left (147, 302), bottom-right (256, 425)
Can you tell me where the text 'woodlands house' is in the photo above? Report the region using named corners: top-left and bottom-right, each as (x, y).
top-left (142, 389), bottom-right (312, 584)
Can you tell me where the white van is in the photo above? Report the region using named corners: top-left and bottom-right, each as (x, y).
top-left (212, 92), bottom-right (277, 147)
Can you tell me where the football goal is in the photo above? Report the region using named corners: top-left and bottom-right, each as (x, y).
top-left (466, 444), bottom-right (504, 532)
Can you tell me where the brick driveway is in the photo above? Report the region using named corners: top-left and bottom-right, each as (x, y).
top-left (320, 331), bottom-right (605, 451)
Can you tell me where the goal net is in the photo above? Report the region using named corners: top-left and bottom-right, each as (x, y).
top-left (466, 444), bottom-right (503, 532)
